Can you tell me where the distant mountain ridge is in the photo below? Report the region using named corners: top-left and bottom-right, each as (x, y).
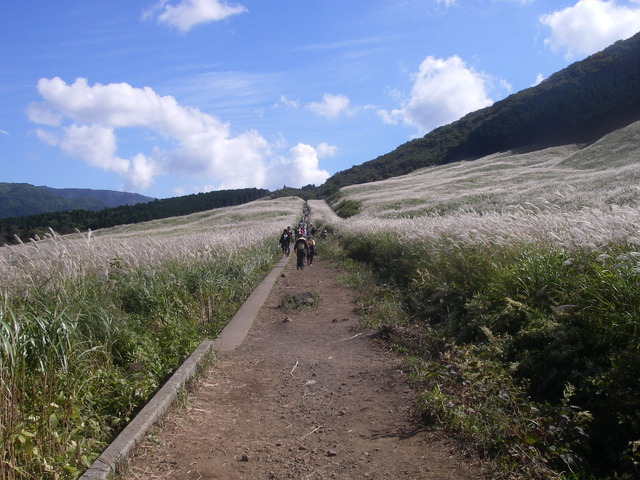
top-left (40, 186), bottom-right (154, 209)
top-left (0, 183), bottom-right (155, 219)
top-left (321, 30), bottom-right (640, 193)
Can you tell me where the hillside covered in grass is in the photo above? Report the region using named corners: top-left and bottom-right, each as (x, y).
top-left (0, 187), bottom-right (269, 245)
top-left (307, 119), bottom-right (640, 479)
top-left (321, 30), bottom-right (640, 193)
top-left (331, 118), bottom-right (640, 218)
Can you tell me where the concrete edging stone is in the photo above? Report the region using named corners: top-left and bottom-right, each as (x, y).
top-left (80, 254), bottom-right (291, 479)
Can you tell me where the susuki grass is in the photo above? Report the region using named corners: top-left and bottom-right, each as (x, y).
top-left (0, 196), bottom-right (303, 480)
top-left (308, 125), bottom-right (640, 480)
top-left (337, 120), bottom-right (640, 217)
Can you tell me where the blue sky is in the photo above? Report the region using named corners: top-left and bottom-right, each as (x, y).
top-left (2, 0), bottom-right (640, 199)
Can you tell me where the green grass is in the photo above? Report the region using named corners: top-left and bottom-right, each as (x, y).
top-left (334, 231), bottom-right (640, 479)
top-left (0, 242), bottom-right (280, 480)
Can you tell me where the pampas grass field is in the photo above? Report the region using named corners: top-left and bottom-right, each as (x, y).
top-left (1, 197), bottom-right (304, 294)
top-left (338, 120), bottom-right (640, 218)
top-left (3, 117), bottom-right (640, 479)
top-left (308, 122), bottom-right (640, 479)
top-left (0, 196), bottom-right (303, 480)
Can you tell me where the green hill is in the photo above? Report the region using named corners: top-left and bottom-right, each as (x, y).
top-left (0, 183), bottom-right (155, 219)
top-left (321, 30), bottom-right (640, 194)
top-left (40, 186), bottom-right (155, 209)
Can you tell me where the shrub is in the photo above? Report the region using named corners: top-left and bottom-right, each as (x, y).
top-left (332, 199), bottom-right (361, 218)
top-left (337, 231), bottom-right (640, 479)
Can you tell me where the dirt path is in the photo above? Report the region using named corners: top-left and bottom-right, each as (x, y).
top-left (127, 254), bottom-right (484, 479)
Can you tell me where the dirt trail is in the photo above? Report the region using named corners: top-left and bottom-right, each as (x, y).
top-left (127, 253), bottom-right (484, 479)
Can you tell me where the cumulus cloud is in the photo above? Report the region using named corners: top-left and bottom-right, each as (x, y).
top-left (378, 55), bottom-right (493, 134)
top-left (27, 77), bottom-right (330, 191)
top-left (268, 143), bottom-right (332, 188)
top-left (533, 73), bottom-right (545, 86)
top-left (316, 142), bottom-right (338, 158)
top-left (540, 0), bottom-right (640, 58)
top-left (307, 94), bottom-right (352, 119)
top-left (143, 0), bottom-right (247, 32)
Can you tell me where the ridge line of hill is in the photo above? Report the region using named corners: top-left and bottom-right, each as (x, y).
top-left (320, 30), bottom-right (640, 194)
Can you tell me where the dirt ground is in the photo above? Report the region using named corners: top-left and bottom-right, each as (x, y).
top-left (126, 253), bottom-right (485, 479)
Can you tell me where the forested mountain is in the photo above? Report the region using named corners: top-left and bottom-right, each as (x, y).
top-left (321, 30), bottom-right (640, 193)
top-left (40, 186), bottom-right (154, 209)
top-left (0, 183), bottom-right (154, 219)
top-left (0, 187), bottom-right (268, 244)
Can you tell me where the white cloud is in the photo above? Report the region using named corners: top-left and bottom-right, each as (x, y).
top-left (533, 73), bottom-right (545, 86)
top-left (378, 55), bottom-right (493, 134)
top-left (36, 124), bottom-right (131, 174)
top-left (268, 143), bottom-right (332, 188)
top-left (276, 95), bottom-right (300, 109)
top-left (25, 103), bottom-right (62, 126)
top-left (307, 94), bottom-right (352, 119)
top-left (540, 0), bottom-right (640, 58)
top-left (143, 0), bottom-right (247, 32)
top-left (28, 77), bottom-right (330, 191)
top-left (316, 142), bottom-right (338, 159)
top-left (128, 154), bottom-right (161, 190)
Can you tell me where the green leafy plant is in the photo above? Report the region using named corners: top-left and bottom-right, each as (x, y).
top-left (333, 229), bottom-right (640, 479)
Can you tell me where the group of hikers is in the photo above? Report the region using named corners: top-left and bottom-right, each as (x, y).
top-left (278, 209), bottom-right (327, 270)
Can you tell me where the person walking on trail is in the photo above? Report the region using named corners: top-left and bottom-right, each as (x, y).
top-left (279, 228), bottom-right (291, 257)
top-left (306, 236), bottom-right (316, 265)
top-left (294, 235), bottom-right (308, 270)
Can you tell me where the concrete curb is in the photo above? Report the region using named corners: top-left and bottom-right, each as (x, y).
top-left (80, 254), bottom-right (290, 479)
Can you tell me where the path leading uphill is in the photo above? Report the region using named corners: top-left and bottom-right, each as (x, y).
top-left (126, 254), bottom-right (484, 479)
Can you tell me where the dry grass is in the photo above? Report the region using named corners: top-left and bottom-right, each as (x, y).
top-left (340, 120), bottom-right (640, 217)
top-left (0, 196), bottom-right (304, 298)
top-left (314, 120), bottom-right (640, 252)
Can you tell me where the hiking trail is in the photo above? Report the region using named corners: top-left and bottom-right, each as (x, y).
top-left (126, 253), bottom-right (484, 479)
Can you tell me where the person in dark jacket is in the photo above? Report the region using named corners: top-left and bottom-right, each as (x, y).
top-left (294, 235), bottom-right (308, 270)
top-left (279, 228), bottom-right (291, 256)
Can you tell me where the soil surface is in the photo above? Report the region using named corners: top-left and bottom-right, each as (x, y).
top-left (126, 254), bottom-right (485, 479)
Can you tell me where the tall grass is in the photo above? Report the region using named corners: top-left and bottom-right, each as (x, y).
top-left (331, 229), bottom-right (640, 479)
top-left (307, 128), bottom-right (640, 479)
top-left (338, 120), bottom-right (640, 217)
top-left (0, 197), bottom-right (303, 479)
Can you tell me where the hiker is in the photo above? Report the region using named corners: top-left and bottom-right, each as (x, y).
top-left (279, 228), bottom-right (291, 256)
top-left (306, 236), bottom-right (316, 265)
top-left (294, 235), bottom-right (308, 270)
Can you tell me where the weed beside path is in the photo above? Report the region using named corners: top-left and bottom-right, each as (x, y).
top-left (125, 254), bottom-right (483, 479)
